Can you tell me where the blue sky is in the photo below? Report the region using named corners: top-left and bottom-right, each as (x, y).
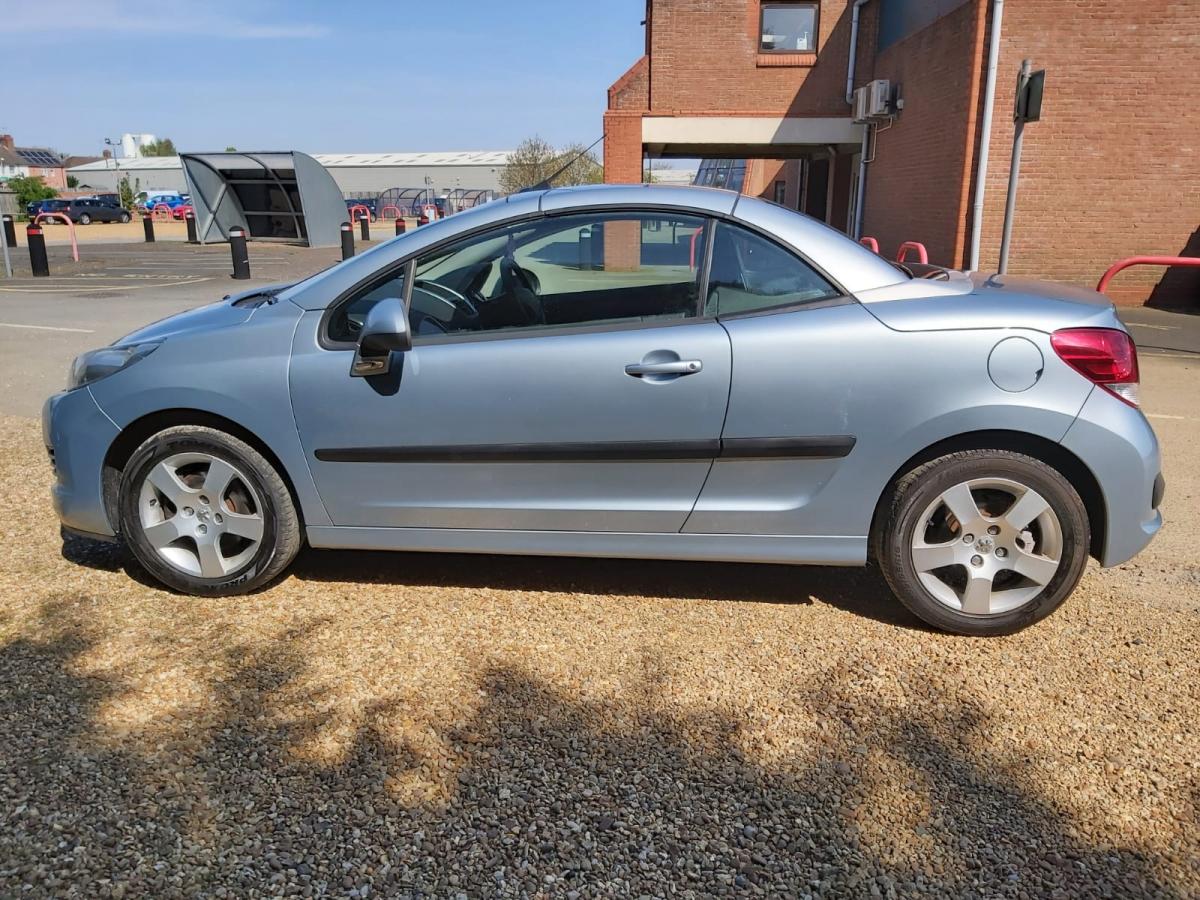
top-left (0, 0), bottom-right (646, 157)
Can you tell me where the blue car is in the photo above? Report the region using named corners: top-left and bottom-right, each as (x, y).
top-left (43, 185), bottom-right (1162, 635)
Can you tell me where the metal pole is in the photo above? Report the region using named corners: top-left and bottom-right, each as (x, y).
top-left (998, 58), bottom-right (1031, 275)
top-left (968, 0), bottom-right (1004, 271)
top-left (0, 213), bottom-right (12, 279)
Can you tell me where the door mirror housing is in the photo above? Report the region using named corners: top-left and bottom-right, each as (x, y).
top-left (351, 296), bottom-right (411, 377)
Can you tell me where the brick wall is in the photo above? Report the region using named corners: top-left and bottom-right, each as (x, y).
top-left (603, 111), bottom-right (644, 184)
top-left (975, 0), bottom-right (1200, 306)
top-left (862, 0), bottom-right (984, 267)
top-left (644, 0), bottom-right (873, 117)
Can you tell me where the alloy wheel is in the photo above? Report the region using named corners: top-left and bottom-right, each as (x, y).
top-left (910, 477), bottom-right (1063, 616)
top-left (137, 452), bottom-right (265, 578)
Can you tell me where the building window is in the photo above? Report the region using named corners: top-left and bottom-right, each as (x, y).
top-left (760, 2), bottom-right (819, 53)
top-left (773, 180), bottom-right (787, 204)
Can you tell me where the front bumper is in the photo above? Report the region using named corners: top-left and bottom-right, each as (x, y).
top-left (1061, 387), bottom-right (1163, 566)
top-left (43, 387), bottom-right (120, 538)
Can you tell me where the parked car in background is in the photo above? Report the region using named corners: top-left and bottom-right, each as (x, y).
top-left (171, 204), bottom-right (195, 220)
top-left (344, 198), bottom-right (378, 221)
top-left (60, 198), bottom-right (131, 224)
top-left (87, 193), bottom-right (123, 208)
top-left (44, 184), bottom-right (1162, 636)
top-left (139, 193), bottom-right (188, 212)
top-left (27, 198), bottom-right (70, 218)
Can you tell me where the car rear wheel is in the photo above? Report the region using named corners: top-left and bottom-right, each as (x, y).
top-left (78, 214), bottom-right (92, 225)
top-left (119, 212), bottom-right (131, 223)
top-left (118, 426), bottom-right (301, 596)
top-left (874, 450), bottom-right (1089, 636)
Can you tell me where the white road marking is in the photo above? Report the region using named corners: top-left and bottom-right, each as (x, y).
top-left (1126, 322), bottom-right (1180, 331)
top-left (0, 276), bottom-right (215, 294)
top-left (0, 322), bottom-right (94, 333)
top-left (1147, 414), bottom-right (1190, 421)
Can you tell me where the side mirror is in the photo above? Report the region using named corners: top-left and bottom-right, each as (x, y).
top-left (351, 296), bottom-right (411, 377)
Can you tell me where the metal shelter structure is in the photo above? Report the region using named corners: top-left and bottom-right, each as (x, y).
top-left (180, 151), bottom-right (346, 248)
top-left (443, 188), bottom-right (499, 213)
top-left (376, 187), bottom-right (435, 217)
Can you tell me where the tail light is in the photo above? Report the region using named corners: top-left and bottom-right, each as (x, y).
top-left (1050, 327), bottom-right (1140, 407)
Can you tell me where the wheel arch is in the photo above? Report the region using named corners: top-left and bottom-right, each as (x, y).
top-left (870, 429), bottom-right (1106, 560)
top-left (101, 408), bottom-right (304, 536)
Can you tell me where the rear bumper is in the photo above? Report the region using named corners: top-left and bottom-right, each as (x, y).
top-left (1061, 388), bottom-right (1163, 566)
top-left (43, 387), bottom-right (120, 538)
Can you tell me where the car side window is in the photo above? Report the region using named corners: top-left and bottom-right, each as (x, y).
top-left (705, 222), bottom-right (840, 317)
top-left (330, 212), bottom-right (709, 344)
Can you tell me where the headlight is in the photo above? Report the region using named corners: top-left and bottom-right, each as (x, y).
top-left (68, 343), bottom-right (160, 390)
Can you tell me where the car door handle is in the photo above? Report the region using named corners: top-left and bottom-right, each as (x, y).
top-left (624, 359), bottom-right (703, 377)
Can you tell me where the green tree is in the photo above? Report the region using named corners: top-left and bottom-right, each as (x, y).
top-left (224, 146), bottom-right (237, 152)
top-left (8, 175), bottom-right (57, 207)
top-left (118, 176), bottom-right (135, 210)
top-left (498, 136), bottom-right (602, 194)
top-left (141, 137), bottom-right (177, 157)
top-left (66, 174), bottom-right (79, 189)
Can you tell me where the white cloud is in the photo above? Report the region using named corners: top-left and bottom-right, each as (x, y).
top-left (0, 0), bottom-right (330, 40)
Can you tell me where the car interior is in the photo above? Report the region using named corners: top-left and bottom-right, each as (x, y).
top-left (328, 212), bottom-right (843, 344)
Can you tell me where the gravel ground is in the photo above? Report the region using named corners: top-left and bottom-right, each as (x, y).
top-left (1, 356), bottom-right (1197, 899)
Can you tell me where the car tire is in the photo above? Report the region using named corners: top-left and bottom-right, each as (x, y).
top-left (874, 450), bottom-right (1089, 636)
top-left (78, 214), bottom-right (92, 225)
top-left (119, 212), bottom-right (131, 223)
top-left (118, 425), bottom-right (302, 596)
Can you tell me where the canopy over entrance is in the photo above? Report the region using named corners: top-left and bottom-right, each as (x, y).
top-left (181, 151), bottom-right (346, 248)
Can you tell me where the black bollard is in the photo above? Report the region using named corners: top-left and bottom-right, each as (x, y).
top-left (2, 215), bottom-right (15, 248)
top-left (394, 217), bottom-right (407, 236)
top-left (27, 224), bottom-right (49, 277)
top-left (142, 214), bottom-right (156, 243)
top-left (185, 212), bottom-right (198, 244)
top-left (359, 214), bottom-right (370, 242)
top-left (340, 222), bottom-right (355, 260)
top-left (229, 226), bottom-right (250, 280)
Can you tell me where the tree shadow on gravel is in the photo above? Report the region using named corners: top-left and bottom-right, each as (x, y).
top-left (1, 600), bottom-right (1187, 898)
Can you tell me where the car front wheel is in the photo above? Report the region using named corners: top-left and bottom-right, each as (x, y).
top-left (874, 450), bottom-right (1089, 636)
top-left (78, 214), bottom-right (92, 225)
top-left (119, 212), bottom-right (131, 223)
top-left (118, 426), bottom-right (301, 595)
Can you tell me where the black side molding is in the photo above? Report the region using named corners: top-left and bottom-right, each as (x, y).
top-left (721, 435), bottom-right (857, 459)
top-left (314, 436), bottom-right (855, 464)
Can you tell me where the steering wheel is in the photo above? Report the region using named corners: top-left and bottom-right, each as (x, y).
top-left (414, 279), bottom-right (478, 318)
top-left (500, 258), bottom-right (544, 325)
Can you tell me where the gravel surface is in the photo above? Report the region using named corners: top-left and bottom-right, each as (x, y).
top-left (1, 356), bottom-right (1197, 898)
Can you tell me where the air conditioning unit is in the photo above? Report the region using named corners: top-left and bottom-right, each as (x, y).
top-left (853, 79), bottom-right (892, 122)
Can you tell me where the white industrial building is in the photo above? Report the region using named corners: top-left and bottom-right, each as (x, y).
top-left (68, 151), bottom-right (512, 196)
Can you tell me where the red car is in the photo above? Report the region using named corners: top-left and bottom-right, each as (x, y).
top-left (171, 204), bottom-right (195, 220)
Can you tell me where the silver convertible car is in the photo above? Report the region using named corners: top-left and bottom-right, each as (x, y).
top-left (44, 185), bottom-right (1162, 635)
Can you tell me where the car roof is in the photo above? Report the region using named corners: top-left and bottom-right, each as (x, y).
top-left (285, 184), bottom-right (907, 309)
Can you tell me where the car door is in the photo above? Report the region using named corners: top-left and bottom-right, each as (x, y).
top-left (684, 219), bottom-right (870, 536)
top-left (289, 210), bottom-right (732, 532)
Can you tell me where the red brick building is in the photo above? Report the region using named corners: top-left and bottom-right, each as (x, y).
top-left (605, 0), bottom-right (1200, 306)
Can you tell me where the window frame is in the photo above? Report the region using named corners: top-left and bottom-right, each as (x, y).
top-left (319, 206), bottom-right (853, 350)
top-left (705, 220), bottom-right (847, 321)
top-left (758, 2), bottom-right (820, 55)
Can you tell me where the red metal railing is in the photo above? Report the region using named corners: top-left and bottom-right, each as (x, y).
top-left (347, 204), bottom-right (372, 224)
top-left (34, 212), bottom-right (79, 262)
top-left (1097, 255), bottom-right (1200, 294)
top-left (152, 203), bottom-right (173, 221)
top-left (859, 236), bottom-right (879, 253)
top-left (896, 241), bottom-right (929, 265)
top-left (379, 205), bottom-right (402, 220)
